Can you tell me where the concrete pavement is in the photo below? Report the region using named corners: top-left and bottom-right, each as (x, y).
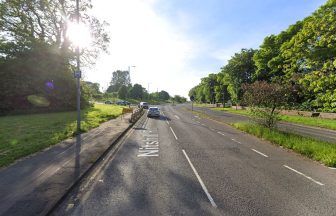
top-left (0, 113), bottom-right (132, 216)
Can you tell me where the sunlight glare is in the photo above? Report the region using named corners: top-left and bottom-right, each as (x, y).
top-left (67, 22), bottom-right (91, 48)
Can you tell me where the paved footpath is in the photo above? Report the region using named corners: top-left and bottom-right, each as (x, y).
top-left (0, 113), bottom-right (132, 216)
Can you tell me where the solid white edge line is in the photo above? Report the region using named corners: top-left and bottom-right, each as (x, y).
top-left (328, 167), bottom-right (336, 170)
top-left (283, 165), bottom-right (324, 186)
top-left (251, 149), bottom-right (269, 158)
top-left (169, 127), bottom-right (178, 140)
top-left (182, 149), bottom-right (217, 208)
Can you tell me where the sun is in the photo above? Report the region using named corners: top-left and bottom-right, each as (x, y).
top-left (67, 22), bottom-right (92, 48)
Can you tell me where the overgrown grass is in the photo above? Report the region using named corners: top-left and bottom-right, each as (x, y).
top-left (233, 122), bottom-right (336, 167)
top-left (0, 104), bottom-right (124, 168)
top-left (213, 107), bottom-right (336, 130)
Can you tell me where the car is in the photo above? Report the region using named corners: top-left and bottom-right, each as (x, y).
top-left (147, 107), bottom-right (160, 118)
top-left (116, 100), bottom-right (130, 106)
top-left (104, 100), bottom-right (112, 104)
top-left (139, 102), bottom-right (149, 109)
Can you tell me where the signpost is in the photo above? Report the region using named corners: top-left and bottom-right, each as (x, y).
top-left (190, 95), bottom-right (195, 111)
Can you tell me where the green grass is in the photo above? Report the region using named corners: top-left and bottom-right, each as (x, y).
top-left (233, 122), bottom-right (336, 167)
top-left (212, 107), bottom-right (336, 131)
top-left (279, 115), bottom-right (336, 130)
top-left (0, 104), bottom-right (124, 168)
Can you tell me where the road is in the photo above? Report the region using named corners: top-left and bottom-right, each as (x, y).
top-left (53, 104), bottom-right (336, 216)
top-left (193, 106), bottom-right (336, 144)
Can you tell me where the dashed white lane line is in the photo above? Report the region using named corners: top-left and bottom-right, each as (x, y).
top-left (174, 115), bottom-right (180, 120)
top-left (182, 149), bottom-right (217, 208)
top-left (217, 131), bottom-right (225, 136)
top-left (283, 165), bottom-right (324, 186)
top-left (201, 123), bottom-right (206, 126)
top-left (231, 138), bottom-right (241, 144)
top-left (251, 149), bottom-right (269, 158)
top-left (170, 127), bottom-right (178, 140)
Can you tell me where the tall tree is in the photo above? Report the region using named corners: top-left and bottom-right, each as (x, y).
top-left (128, 83), bottom-right (144, 99)
top-left (107, 70), bottom-right (131, 93)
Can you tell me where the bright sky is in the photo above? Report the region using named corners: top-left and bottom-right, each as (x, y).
top-left (85, 0), bottom-right (325, 97)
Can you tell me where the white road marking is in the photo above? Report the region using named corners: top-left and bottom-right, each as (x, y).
top-left (166, 120), bottom-right (170, 125)
top-left (251, 149), bottom-right (268, 158)
top-left (182, 149), bottom-right (217, 208)
top-left (174, 115), bottom-right (180, 120)
top-left (170, 127), bottom-right (178, 140)
top-left (231, 138), bottom-right (241, 144)
top-left (328, 167), bottom-right (336, 170)
top-left (217, 131), bottom-right (225, 136)
top-left (283, 165), bottom-right (324, 186)
top-left (201, 123), bottom-right (205, 126)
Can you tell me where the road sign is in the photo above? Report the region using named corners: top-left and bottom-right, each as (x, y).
top-left (74, 70), bottom-right (81, 78)
top-left (190, 95), bottom-right (195, 101)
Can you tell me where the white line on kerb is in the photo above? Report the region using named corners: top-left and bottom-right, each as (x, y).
top-left (170, 127), bottom-right (178, 140)
top-left (182, 149), bottom-right (217, 208)
top-left (174, 115), bottom-right (180, 120)
top-left (283, 165), bottom-right (324, 186)
top-left (251, 149), bottom-right (268, 158)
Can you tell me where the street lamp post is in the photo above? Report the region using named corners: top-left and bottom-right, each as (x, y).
top-left (75, 0), bottom-right (81, 134)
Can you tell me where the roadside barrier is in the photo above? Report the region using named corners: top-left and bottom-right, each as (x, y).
top-left (129, 107), bottom-right (144, 123)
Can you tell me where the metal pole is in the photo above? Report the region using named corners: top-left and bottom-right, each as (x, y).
top-left (76, 0), bottom-right (81, 133)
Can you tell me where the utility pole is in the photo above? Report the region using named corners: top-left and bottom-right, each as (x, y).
top-left (75, 0), bottom-right (81, 134)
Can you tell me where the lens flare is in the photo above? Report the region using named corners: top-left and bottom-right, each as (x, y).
top-left (67, 22), bottom-right (92, 48)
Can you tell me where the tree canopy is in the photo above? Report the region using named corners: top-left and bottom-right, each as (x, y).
top-left (189, 0), bottom-right (336, 112)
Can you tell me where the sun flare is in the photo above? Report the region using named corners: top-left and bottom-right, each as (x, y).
top-left (67, 22), bottom-right (92, 48)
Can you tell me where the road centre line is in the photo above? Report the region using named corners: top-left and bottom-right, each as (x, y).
top-left (169, 127), bottom-right (178, 140)
top-left (231, 138), bottom-right (241, 144)
top-left (182, 149), bottom-right (217, 208)
top-left (217, 131), bottom-right (225, 136)
top-left (283, 165), bottom-right (324, 186)
top-left (174, 115), bottom-right (180, 120)
top-left (251, 149), bottom-right (269, 158)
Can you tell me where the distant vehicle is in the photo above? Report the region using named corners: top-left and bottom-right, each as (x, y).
top-left (139, 102), bottom-right (149, 109)
top-left (147, 107), bottom-right (160, 118)
top-left (104, 100), bottom-right (112, 104)
top-left (116, 100), bottom-right (130, 106)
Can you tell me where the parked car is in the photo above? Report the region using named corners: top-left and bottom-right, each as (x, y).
top-left (139, 102), bottom-right (149, 109)
top-left (147, 107), bottom-right (160, 118)
top-left (116, 100), bottom-right (130, 106)
top-left (104, 100), bottom-right (112, 104)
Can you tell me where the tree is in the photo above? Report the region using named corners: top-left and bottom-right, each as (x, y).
top-left (219, 48), bottom-right (256, 105)
top-left (242, 81), bottom-right (289, 128)
top-left (128, 83), bottom-right (144, 99)
top-left (0, 0), bottom-right (109, 63)
top-left (107, 70), bottom-right (131, 93)
top-left (118, 85), bottom-right (128, 99)
top-left (173, 95), bottom-right (187, 103)
top-left (0, 0), bottom-right (109, 114)
top-left (158, 90), bottom-right (170, 101)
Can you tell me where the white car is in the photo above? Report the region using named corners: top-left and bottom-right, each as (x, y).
top-left (147, 107), bottom-right (160, 118)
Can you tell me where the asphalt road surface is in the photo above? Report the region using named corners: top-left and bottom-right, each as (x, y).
top-left (53, 104), bottom-right (336, 216)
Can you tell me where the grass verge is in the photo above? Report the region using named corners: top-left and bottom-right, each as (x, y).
top-left (0, 104), bottom-right (124, 168)
top-left (233, 122), bottom-right (336, 167)
top-left (212, 107), bottom-right (336, 131)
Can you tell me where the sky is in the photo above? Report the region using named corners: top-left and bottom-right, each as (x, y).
top-left (85, 0), bottom-right (326, 98)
